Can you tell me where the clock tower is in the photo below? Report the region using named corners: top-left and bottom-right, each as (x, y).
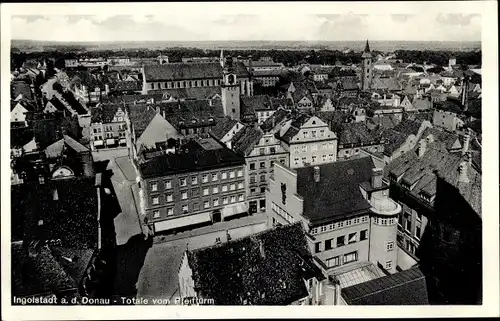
top-left (221, 56), bottom-right (241, 120)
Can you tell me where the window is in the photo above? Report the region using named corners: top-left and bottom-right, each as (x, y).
top-left (221, 185), bottom-right (228, 192)
top-left (230, 184), bottom-right (236, 191)
top-left (348, 233), bottom-right (357, 244)
top-left (260, 174), bottom-right (266, 182)
top-left (150, 182), bottom-right (158, 192)
top-left (322, 154), bottom-right (327, 162)
top-left (260, 187), bottom-right (266, 193)
top-left (250, 188), bottom-right (256, 194)
top-left (230, 171), bottom-right (235, 178)
top-left (315, 242), bottom-right (321, 253)
top-left (250, 163), bottom-right (256, 170)
top-left (152, 197), bottom-right (159, 205)
top-left (398, 213), bottom-right (403, 226)
top-left (166, 193), bottom-right (173, 202)
top-left (336, 236), bottom-right (345, 247)
top-left (181, 191), bottom-right (188, 200)
top-left (202, 174), bottom-right (209, 183)
top-left (302, 145), bottom-right (307, 153)
top-left (238, 194), bottom-right (244, 202)
top-left (180, 177), bottom-right (187, 187)
top-left (385, 260), bottom-right (393, 270)
top-left (415, 226), bottom-right (422, 239)
top-left (203, 188), bottom-right (209, 196)
top-left (260, 162), bottom-right (266, 169)
top-left (230, 195), bottom-right (236, 203)
top-left (405, 214), bottom-right (412, 232)
top-left (237, 170), bottom-right (243, 177)
top-left (320, 130), bottom-right (325, 137)
top-left (212, 187), bottom-right (219, 194)
top-left (360, 229), bottom-right (368, 241)
top-left (212, 173), bottom-right (218, 181)
top-left (326, 256), bottom-right (340, 268)
top-left (259, 148), bottom-right (265, 155)
top-left (222, 172), bottom-right (228, 180)
top-left (182, 205), bottom-right (188, 213)
top-left (325, 239), bottom-right (333, 250)
top-left (270, 147), bottom-right (276, 154)
top-left (250, 175), bottom-right (256, 184)
top-left (191, 176), bottom-right (198, 185)
top-left (311, 130), bottom-right (317, 138)
top-left (303, 131), bottom-right (309, 138)
top-left (312, 155), bottom-right (317, 163)
top-left (223, 197), bottom-right (229, 205)
top-left (238, 182), bottom-right (244, 189)
top-left (153, 210), bottom-right (160, 218)
top-left (167, 207), bottom-right (173, 216)
top-left (204, 201), bottom-right (210, 209)
top-left (343, 251), bottom-right (358, 264)
top-left (294, 158), bottom-right (299, 165)
top-left (416, 213), bottom-right (423, 222)
top-left (387, 241), bottom-right (395, 251)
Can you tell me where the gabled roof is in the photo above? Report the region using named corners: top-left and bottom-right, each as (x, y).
top-left (11, 127), bottom-right (35, 149)
top-left (91, 103), bottom-right (125, 123)
top-left (296, 157), bottom-right (375, 225)
top-left (384, 139), bottom-right (481, 215)
top-left (128, 104), bottom-right (158, 139)
top-left (144, 62), bottom-right (250, 82)
top-left (11, 99), bottom-right (36, 112)
top-left (210, 116), bottom-right (239, 140)
top-left (111, 81), bottom-right (142, 92)
top-left (10, 176), bottom-right (99, 248)
top-left (342, 267), bottom-right (429, 305)
top-left (156, 99), bottom-right (224, 130)
top-left (33, 117), bottom-right (64, 150)
top-left (11, 80), bottom-right (33, 101)
top-left (335, 122), bottom-right (381, 146)
top-left (241, 95), bottom-right (273, 114)
top-left (187, 223), bottom-right (320, 305)
top-left (260, 108), bottom-right (289, 133)
top-left (45, 135), bottom-right (89, 158)
top-left (232, 126), bottom-right (263, 155)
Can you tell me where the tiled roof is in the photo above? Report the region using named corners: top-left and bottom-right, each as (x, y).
top-left (33, 117), bottom-right (64, 150)
top-left (111, 81), bottom-right (142, 92)
top-left (10, 176), bottom-right (99, 248)
top-left (150, 86), bottom-right (221, 101)
top-left (252, 69), bottom-right (284, 77)
top-left (318, 111), bottom-right (353, 126)
top-left (138, 141), bottom-right (244, 178)
top-left (279, 126), bottom-right (300, 144)
top-left (232, 126), bottom-right (263, 155)
top-left (187, 223), bottom-right (319, 305)
top-left (128, 104), bottom-right (158, 139)
top-left (91, 103), bottom-right (123, 123)
top-left (210, 116), bottom-right (239, 140)
top-left (11, 80), bottom-right (33, 100)
top-left (45, 135), bottom-right (89, 158)
top-left (341, 267), bottom-right (429, 305)
top-left (156, 99), bottom-right (224, 130)
top-left (392, 119), bottom-right (422, 137)
top-left (420, 127), bottom-right (460, 151)
top-left (371, 77), bottom-right (402, 91)
top-left (296, 157), bottom-right (375, 225)
top-left (335, 122), bottom-right (380, 146)
top-left (241, 95), bottom-right (273, 114)
top-left (70, 71), bottom-right (105, 90)
top-left (260, 108), bottom-right (289, 133)
top-left (270, 97), bottom-right (293, 109)
top-left (11, 127), bottom-right (34, 149)
top-left (382, 129), bottom-right (409, 156)
top-left (11, 243), bottom-right (77, 297)
top-left (11, 98), bottom-right (36, 112)
top-left (366, 115), bottom-right (401, 130)
top-left (144, 63), bottom-right (222, 81)
top-left (384, 140), bottom-right (481, 215)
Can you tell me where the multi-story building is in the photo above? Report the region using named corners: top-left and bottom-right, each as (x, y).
top-left (277, 114), bottom-right (338, 169)
top-left (137, 140), bottom-right (247, 234)
top-left (331, 122), bottom-right (386, 161)
top-left (90, 103), bottom-right (128, 150)
top-left (178, 223), bottom-right (326, 305)
top-left (384, 129), bottom-right (481, 271)
top-left (266, 157), bottom-right (401, 276)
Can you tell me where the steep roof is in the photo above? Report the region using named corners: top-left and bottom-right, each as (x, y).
top-left (384, 139), bottom-right (481, 215)
top-left (232, 126), bottom-right (263, 155)
top-left (111, 80), bottom-right (142, 92)
top-left (296, 157), bottom-right (375, 225)
top-left (144, 61), bottom-right (249, 82)
top-left (138, 141), bottom-right (244, 178)
top-left (45, 135), bottom-right (89, 158)
top-left (335, 122), bottom-right (381, 146)
top-left (260, 108), bottom-right (289, 133)
top-left (91, 103), bottom-right (125, 123)
top-left (210, 116), bottom-right (239, 140)
top-left (151, 86), bottom-right (221, 100)
top-left (10, 176), bottom-right (99, 248)
top-left (156, 99), bottom-right (224, 130)
top-left (187, 223), bottom-right (321, 305)
top-left (342, 267), bottom-right (429, 305)
top-left (128, 104), bottom-right (158, 139)
top-left (241, 95), bottom-right (274, 114)
top-left (11, 127), bottom-right (34, 149)
top-left (11, 80), bottom-right (33, 100)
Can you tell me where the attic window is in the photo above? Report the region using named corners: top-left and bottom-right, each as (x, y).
top-left (53, 189), bottom-right (59, 201)
top-left (38, 220), bottom-right (44, 226)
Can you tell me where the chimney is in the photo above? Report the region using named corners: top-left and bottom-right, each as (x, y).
top-left (313, 166), bottom-right (320, 182)
top-left (462, 129), bottom-right (471, 156)
top-left (105, 84), bottom-right (110, 95)
top-left (458, 161), bottom-right (469, 183)
top-left (418, 139), bottom-right (427, 158)
top-left (371, 168), bottom-right (383, 189)
top-left (248, 55), bottom-right (253, 75)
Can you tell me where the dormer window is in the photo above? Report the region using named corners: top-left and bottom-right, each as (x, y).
top-left (401, 181), bottom-right (412, 191)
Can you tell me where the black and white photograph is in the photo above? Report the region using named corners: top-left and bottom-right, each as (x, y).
top-left (1, 1), bottom-right (498, 319)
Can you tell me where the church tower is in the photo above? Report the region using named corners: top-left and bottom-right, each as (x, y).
top-left (221, 56), bottom-right (241, 120)
top-left (361, 40), bottom-right (373, 91)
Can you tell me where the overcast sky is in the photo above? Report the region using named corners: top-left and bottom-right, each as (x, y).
top-left (9, 11), bottom-right (481, 42)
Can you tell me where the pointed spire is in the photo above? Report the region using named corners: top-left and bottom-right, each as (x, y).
top-left (220, 49), bottom-right (225, 68)
top-left (364, 40), bottom-right (371, 53)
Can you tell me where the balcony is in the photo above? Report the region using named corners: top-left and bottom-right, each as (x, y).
top-left (370, 194), bottom-right (401, 216)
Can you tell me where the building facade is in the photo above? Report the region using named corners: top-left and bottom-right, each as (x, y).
top-left (90, 104), bottom-right (128, 150)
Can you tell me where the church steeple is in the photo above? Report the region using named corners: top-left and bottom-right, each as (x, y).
top-left (362, 40), bottom-right (372, 58)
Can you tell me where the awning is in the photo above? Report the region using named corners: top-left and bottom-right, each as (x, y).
top-left (93, 140), bottom-right (103, 146)
top-left (106, 138), bottom-right (116, 145)
top-left (119, 138), bottom-right (127, 145)
top-left (221, 202), bottom-right (247, 219)
top-left (154, 212), bottom-right (211, 232)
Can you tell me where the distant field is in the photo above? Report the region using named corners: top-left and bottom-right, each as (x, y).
top-left (12, 40), bottom-right (481, 53)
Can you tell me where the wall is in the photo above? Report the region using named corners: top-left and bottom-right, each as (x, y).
top-left (368, 215), bottom-right (399, 274)
top-left (432, 109), bottom-right (460, 131)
